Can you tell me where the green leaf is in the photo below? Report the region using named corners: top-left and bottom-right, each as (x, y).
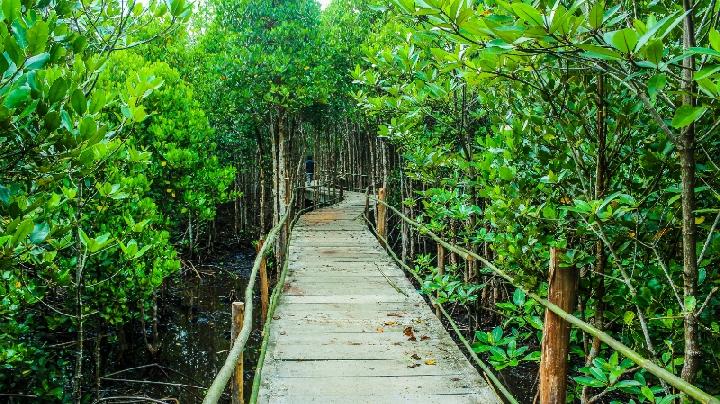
top-left (71, 89), bottom-right (87, 115)
top-left (589, 2), bottom-right (604, 29)
top-left (490, 326), bottom-right (503, 343)
top-left (25, 52), bottom-right (50, 70)
top-left (4, 86), bottom-right (30, 108)
top-left (49, 78), bottom-right (68, 104)
top-left (29, 223), bottom-right (50, 244)
top-left (623, 310), bottom-right (635, 324)
top-left (14, 219), bottom-right (34, 243)
top-left (574, 376), bottom-right (605, 388)
top-left (26, 20), bottom-right (49, 55)
top-left (79, 229), bottom-right (91, 249)
top-left (684, 295), bottom-right (697, 312)
top-left (577, 44), bottom-right (622, 61)
top-left (641, 386), bottom-right (655, 403)
top-left (615, 379), bottom-right (642, 389)
top-left (522, 351), bottom-right (541, 361)
top-left (0, 184), bottom-right (9, 204)
top-left (695, 65), bottom-right (720, 81)
top-left (2, 0), bottom-right (21, 22)
top-left (511, 3), bottom-right (543, 26)
top-left (647, 74), bottom-right (666, 101)
top-left (686, 47), bottom-right (720, 58)
top-left (604, 28), bottom-right (638, 53)
top-left (644, 40), bottom-right (664, 64)
top-left (710, 29), bottom-right (720, 51)
top-left (512, 288), bottom-right (525, 306)
top-left (671, 105), bottom-right (707, 128)
top-left (498, 166), bottom-right (514, 181)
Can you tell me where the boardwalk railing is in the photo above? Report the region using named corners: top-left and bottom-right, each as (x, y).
top-left (203, 187), bottom-right (343, 404)
top-left (368, 190), bottom-right (719, 404)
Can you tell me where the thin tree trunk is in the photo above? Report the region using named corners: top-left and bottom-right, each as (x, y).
top-left (680, 0), bottom-right (700, 383)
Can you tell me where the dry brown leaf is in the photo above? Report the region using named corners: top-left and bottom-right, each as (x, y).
top-left (424, 359), bottom-right (437, 365)
top-left (376, 327), bottom-right (384, 333)
top-left (420, 335), bottom-right (430, 341)
top-left (384, 320), bottom-right (398, 326)
top-left (407, 363), bottom-right (420, 368)
top-left (404, 326), bottom-right (417, 341)
top-left (410, 353), bottom-right (421, 360)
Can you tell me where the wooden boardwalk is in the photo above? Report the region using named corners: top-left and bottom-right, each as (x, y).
top-left (257, 192), bottom-right (500, 403)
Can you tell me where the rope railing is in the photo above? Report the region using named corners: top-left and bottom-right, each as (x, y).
top-left (202, 211), bottom-right (290, 404)
top-left (361, 211), bottom-right (519, 404)
top-left (370, 194), bottom-right (719, 404)
top-left (203, 187), bottom-right (344, 404)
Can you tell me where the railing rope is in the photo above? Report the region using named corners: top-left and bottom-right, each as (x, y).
top-left (361, 210), bottom-right (518, 404)
top-left (203, 186), bottom-right (344, 404)
top-left (371, 195), bottom-right (719, 404)
top-left (202, 212), bottom-right (290, 404)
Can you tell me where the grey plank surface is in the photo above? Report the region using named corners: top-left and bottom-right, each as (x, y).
top-left (257, 192), bottom-right (500, 403)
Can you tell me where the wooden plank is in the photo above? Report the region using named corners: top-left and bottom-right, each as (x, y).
top-left (256, 191), bottom-right (500, 403)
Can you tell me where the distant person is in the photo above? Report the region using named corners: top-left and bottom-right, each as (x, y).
top-left (305, 155), bottom-right (315, 185)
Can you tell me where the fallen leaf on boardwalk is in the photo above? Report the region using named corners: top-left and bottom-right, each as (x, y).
top-left (407, 363), bottom-right (420, 368)
top-left (387, 312), bottom-right (404, 317)
top-left (272, 316), bottom-right (281, 320)
top-left (424, 359), bottom-right (437, 365)
top-left (410, 353), bottom-right (421, 360)
top-left (404, 326), bottom-right (417, 341)
top-left (420, 335), bottom-right (430, 341)
top-left (376, 327), bottom-right (384, 333)
top-left (384, 320), bottom-right (398, 326)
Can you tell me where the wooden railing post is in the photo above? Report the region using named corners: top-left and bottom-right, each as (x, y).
top-left (540, 248), bottom-right (578, 404)
top-left (231, 302), bottom-right (245, 404)
top-left (377, 188), bottom-right (387, 244)
top-left (436, 244), bottom-right (445, 317)
top-left (364, 190), bottom-right (370, 218)
top-left (257, 239), bottom-right (269, 324)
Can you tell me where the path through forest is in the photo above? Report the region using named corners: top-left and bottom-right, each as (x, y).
top-left (256, 192), bottom-right (500, 403)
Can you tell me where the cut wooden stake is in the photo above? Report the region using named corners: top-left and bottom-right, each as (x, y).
top-left (540, 248), bottom-right (578, 404)
top-left (377, 188), bottom-right (387, 245)
top-left (231, 302), bottom-right (245, 404)
top-left (257, 239), bottom-right (269, 324)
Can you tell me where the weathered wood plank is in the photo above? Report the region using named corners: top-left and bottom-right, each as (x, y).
top-left (256, 192), bottom-right (500, 403)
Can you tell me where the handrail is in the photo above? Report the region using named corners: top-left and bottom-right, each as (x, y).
top-left (202, 211), bottom-right (291, 404)
top-left (362, 213), bottom-right (518, 404)
top-left (371, 196), bottom-right (719, 404)
top-left (203, 188), bottom-right (345, 404)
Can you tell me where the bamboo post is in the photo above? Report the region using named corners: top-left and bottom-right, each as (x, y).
top-left (377, 188), bottom-right (387, 245)
top-left (231, 302), bottom-right (245, 404)
top-left (257, 240), bottom-right (268, 324)
top-left (539, 248), bottom-right (578, 404)
top-left (436, 244), bottom-right (445, 317)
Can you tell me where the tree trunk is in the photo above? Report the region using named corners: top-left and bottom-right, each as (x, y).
top-left (680, 0), bottom-right (699, 383)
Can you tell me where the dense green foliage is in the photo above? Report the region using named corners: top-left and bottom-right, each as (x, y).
top-left (0, 0), bottom-right (236, 399)
top-left (351, 0), bottom-right (720, 402)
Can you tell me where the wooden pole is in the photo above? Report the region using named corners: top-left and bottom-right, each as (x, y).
top-left (364, 190), bottom-right (370, 219)
top-left (436, 244), bottom-right (445, 317)
top-left (231, 302), bottom-right (245, 404)
top-left (257, 240), bottom-right (269, 324)
top-left (539, 248), bottom-right (578, 404)
top-left (377, 188), bottom-right (387, 245)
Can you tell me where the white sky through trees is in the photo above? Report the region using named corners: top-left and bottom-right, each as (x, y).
top-left (318, 0), bottom-right (331, 9)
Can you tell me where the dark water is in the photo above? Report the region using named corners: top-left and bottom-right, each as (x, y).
top-left (103, 248), bottom-right (261, 403)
